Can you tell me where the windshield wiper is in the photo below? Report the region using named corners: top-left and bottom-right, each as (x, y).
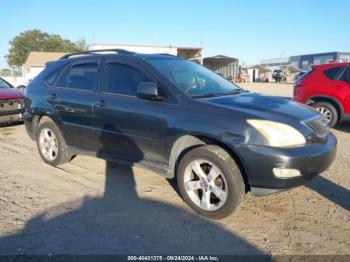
top-left (222, 90), bottom-right (239, 96)
top-left (191, 88), bottom-right (246, 99)
top-left (191, 93), bottom-right (222, 99)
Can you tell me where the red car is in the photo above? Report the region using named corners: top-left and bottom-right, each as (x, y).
top-left (0, 77), bottom-right (25, 125)
top-left (294, 62), bottom-right (350, 127)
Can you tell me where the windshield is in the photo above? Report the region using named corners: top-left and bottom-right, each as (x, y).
top-left (0, 78), bottom-right (12, 89)
top-left (147, 59), bottom-right (241, 98)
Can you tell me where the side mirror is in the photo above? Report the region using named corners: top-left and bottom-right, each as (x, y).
top-left (137, 82), bottom-right (161, 101)
top-left (17, 85), bottom-right (26, 89)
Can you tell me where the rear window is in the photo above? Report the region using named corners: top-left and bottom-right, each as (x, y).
top-left (297, 67), bottom-right (314, 82)
top-left (323, 66), bottom-right (344, 80)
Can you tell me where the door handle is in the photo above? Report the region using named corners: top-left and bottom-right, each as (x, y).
top-left (335, 85), bottom-right (343, 90)
top-left (46, 93), bottom-right (57, 101)
top-left (94, 100), bottom-right (106, 108)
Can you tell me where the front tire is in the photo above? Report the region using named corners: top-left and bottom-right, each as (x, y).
top-left (313, 101), bottom-right (338, 128)
top-left (177, 145), bottom-right (245, 219)
top-left (36, 118), bottom-right (71, 166)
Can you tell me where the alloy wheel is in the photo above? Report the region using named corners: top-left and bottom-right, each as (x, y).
top-left (316, 106), bottom-right (332, 125)
top-left (183, 159), bottom-right (228, 211)
top-left (39, 128), bottom-right (58, 161)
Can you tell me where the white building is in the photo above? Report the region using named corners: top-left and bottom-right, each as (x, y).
top-left (22, 52), bottom-right (67, 84)
top-left (91, 43), bottom-right (203, 64)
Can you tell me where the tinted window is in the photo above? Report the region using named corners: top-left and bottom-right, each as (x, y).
top-left (56, 62), bottom-right (98, 91)
top-left (44, 67), bottom-right (64, 86)
top-left (340, 67), bottom-right (349, 82)
top-left (323, 66), bottom-right (343, 80)
top-left (103, 63), bottom-right (150, 96)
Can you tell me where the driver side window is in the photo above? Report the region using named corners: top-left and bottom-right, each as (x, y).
top-left (340, 67), bottom-right (350, 82)
top-left (102, 63), bottom-right (151, 96)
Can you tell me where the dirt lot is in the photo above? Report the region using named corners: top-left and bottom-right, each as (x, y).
top-left (0, 83), bottom-right (349, 255)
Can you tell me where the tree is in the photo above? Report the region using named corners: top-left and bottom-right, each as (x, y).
top-left (6, 29), bottom-right (89, 67)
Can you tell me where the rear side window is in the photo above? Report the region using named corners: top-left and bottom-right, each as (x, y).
top-left (56, 62), bottom-right (98, 91)
top-left (44, 67), bottom-right (64, 86)
top-left (340, 67), bottom-right (350, 82)
top-left (103, 63), bottom-right (150, 96)
top-left (323, 66), bottom-right (344, 80)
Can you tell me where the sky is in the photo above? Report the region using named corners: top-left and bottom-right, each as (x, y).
top-left (0, 0), bottom-right (349, 68)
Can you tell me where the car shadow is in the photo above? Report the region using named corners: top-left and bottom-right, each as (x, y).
top-left (0, 127), bottom-right (263, 255)
top-left (305, 175), bottom-right (350, 211)
top-left (334, 122), bottom-right (350, 132)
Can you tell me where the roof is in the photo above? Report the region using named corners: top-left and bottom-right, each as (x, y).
top-left (203, 55), bottom-right (238, 66)
top-left (92, 43), bottom-right (203, 51)
top-left (241, 64), bottom-right (271, 72)
top-left (312, 61), bottom-right (350, 68)
top-left (59, 49), bottom-right (181, 61)
top-left (22, 52), bottom-right (68, 67)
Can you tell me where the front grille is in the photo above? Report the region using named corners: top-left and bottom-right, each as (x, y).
top-left (304, 116), bottom-right (329, 137)
top-left (0, 99), bottom-right (24, 113)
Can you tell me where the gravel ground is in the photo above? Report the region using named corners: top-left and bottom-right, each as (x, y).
top-left (0, 83), bottom-right (349, 255)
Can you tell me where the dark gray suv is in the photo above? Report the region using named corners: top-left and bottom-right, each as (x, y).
top-left (23, 50), bottom-right (337, 218)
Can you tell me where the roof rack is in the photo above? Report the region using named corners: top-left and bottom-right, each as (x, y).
top-left (60, 49), bottom-right (135, 59)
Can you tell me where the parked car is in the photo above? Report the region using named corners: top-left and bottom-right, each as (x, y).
top-left (0, 77), bottom-right (25, 125)
top-left (272, 69), bottom-right (283, 83)
top-left (23, 50), bottom-right (336, 219)
top-left (294, 62), bottom-right (350, 127)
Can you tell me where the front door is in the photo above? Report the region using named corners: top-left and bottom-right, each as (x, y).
top-left (92, 60), bottom-right (165, 166)
top-left (338, 66), bottom-right (350, 114)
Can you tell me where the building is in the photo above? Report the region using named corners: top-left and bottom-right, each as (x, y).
top-left (261, 51), bottom-right (350, 71)
top-left (241, 64), bottom-right (272, 82)
top-left (91, 43), bottom-right (203, 64)
top-left (22, 52), bottom-right (67, 84)
top-left (203, 55), bottom-right (239, 79)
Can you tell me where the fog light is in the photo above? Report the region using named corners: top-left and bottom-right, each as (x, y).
top-left (273, 168), bottom-right (301, 178)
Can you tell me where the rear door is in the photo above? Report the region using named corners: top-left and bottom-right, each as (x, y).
top-left (92, 59), bottom-right (165, 165)
top-left (47, 58), bottom-right (100, 150)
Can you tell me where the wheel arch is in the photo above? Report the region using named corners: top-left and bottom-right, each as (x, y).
top-left (168, 134), bottom-right (250, 192)
top-left (306, 95), bottom-right (344, 120)
top-left (32, 114), bottom-right (61, 138)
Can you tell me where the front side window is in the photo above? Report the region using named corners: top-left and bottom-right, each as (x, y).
top-left (57, 62), bottom-right (98, 91)
top-left (0, 78), bottom-right (12, 89)
top-left (147, 58), bottom-right (240, 98)
top-left (103, 63), bottom-right (150, 96)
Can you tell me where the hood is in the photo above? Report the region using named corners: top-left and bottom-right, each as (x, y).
top-left (0, 88), bottom-right (24, 100)
top-left (202, 92), bottom-right (318, 121)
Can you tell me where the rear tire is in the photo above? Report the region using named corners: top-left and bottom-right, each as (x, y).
top-left (36, 118), bottom-right (71, 166)
top-left (313, 101), bottom-right (338, 128)
top-left (177, 145), bottom-right (245, 219)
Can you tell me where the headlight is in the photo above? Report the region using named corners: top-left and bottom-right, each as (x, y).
top-left (247, 119), bottom-right (306, 147)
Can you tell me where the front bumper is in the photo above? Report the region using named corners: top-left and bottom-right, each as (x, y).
top-left (0, 111), bottom-right (23, 125)
top-left (0, 99), bottom-right (24, 125)
top-left (237, 132), bottom-right (337, 196)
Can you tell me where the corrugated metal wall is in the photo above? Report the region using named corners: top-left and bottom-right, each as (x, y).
top-left (216, 61), bottom-right (239, 78)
